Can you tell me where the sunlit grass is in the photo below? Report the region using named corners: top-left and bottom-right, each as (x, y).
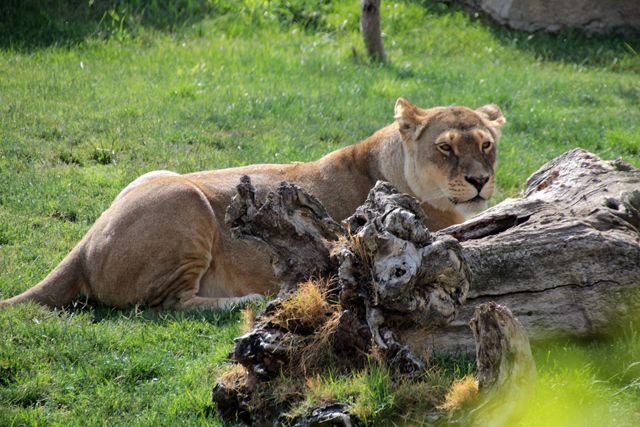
top-left (0, 303), bottom-right (247, 425)
top-left (520, 336), bottom-right (640, 426)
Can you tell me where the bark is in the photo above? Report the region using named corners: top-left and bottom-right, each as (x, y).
top-left (226, 149), bottom-right (640, 354)
top-left (360, 0), bottom-right (386, 62)
top-left (226, 179), bottom-right (470, 379)
top-left (225, 175), bottom-right (343, 291)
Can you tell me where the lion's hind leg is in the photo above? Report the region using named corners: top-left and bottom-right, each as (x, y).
top-left (176, 293), bottom-right (264, 310)
top-left (114, 170), bottom-right (180, 203)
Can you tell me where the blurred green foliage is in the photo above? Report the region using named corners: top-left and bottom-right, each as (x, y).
top-left (0, 0), bottom-right (340, 47)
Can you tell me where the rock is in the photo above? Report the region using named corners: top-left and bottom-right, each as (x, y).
top-left (463, 0), bottom-right (640, 33)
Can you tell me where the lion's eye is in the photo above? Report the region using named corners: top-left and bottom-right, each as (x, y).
top-left (438, 143), bottom-right (452, 154)
top-left (482, 141), bottom-right (493, 151)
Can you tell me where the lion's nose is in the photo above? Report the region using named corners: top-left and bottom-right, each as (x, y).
top-left (465, 176), bottom-right (489, 192)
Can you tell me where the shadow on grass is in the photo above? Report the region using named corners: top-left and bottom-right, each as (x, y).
top-left (5, 0), bottom-right (638, 71)
top-left (64, 296), bottom-right (264, 326)
top-left (489, 26), bottom-right (640, 69)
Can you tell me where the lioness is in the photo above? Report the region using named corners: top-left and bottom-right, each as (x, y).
top-left (0, 98), bottom-right (504, 310)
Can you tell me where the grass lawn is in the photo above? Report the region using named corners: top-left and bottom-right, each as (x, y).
top-left (1, 0), bottom-right (639, 425)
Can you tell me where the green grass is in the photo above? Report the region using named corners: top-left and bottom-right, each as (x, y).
top-left (519, 329), bottom-right (640, 427)
top-left (1, 0), bottom-right (639, 425)
top-left (0, 303), bottom-right (245, 425)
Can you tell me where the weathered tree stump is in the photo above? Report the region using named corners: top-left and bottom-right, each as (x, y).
top-left (213, 178), bottom-right (475, 424)
top-left (218, 178), bottom-right (468, 379)
top-left (212, 149), bottom-right (638, 424)
top-left (340, 182), bottom-right (471, 359)
top-left (213, 176), bottom-right (532, 423)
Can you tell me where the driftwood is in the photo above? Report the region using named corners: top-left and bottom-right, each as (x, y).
top-left (212, 171), bottom-right (539, 424)
top-left (223, 179), bottom-right (471, 381)
top-left (225, 149), bottom-right (640, 351)
top-left (212, 149), bottom-right (639, 424)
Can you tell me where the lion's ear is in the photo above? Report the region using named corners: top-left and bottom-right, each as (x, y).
top-left (476, 104), bottom-right (506, 131)
top-left (394, 97), bottom-right (421, 140)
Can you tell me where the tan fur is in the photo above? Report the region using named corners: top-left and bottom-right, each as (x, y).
top-left (0, 99), bottom-right (504, 310)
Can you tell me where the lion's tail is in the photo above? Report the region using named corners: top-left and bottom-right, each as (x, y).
top-left (0, 246), bottom-right (84, 309)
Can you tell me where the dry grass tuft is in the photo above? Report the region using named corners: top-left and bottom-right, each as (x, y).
top-left (268, 280), bottom-right (333, 333)
top-left (439, 375), bottom-right (479, 412)
top-left (217, 364), bottom-right (251, 391)
top-left (261, 279), bottom-right (346, 376)
top-left (296, 311), bottom-right (342, 375)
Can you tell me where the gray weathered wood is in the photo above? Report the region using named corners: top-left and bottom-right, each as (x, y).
top-left (226, 175), bottom-right (343, 291)
top-left (429, 148), bottom-right (640, 354)
top-left (214, 149), bottom-right (640, 424)
top-left (225, 178), bottom-right (471, 376)
top-left (214, 180), bottom-right (537, 425)
top-left (224, 149), bottom-right (640, 355)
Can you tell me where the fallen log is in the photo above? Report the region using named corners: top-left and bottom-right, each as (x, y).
top-left (225, 149), bottom-right (640, 353)
top-left (431, 148), bottom-right (640, 353)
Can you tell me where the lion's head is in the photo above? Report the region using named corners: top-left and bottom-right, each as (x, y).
top-left (394, 97), bottom-right (505, 217)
